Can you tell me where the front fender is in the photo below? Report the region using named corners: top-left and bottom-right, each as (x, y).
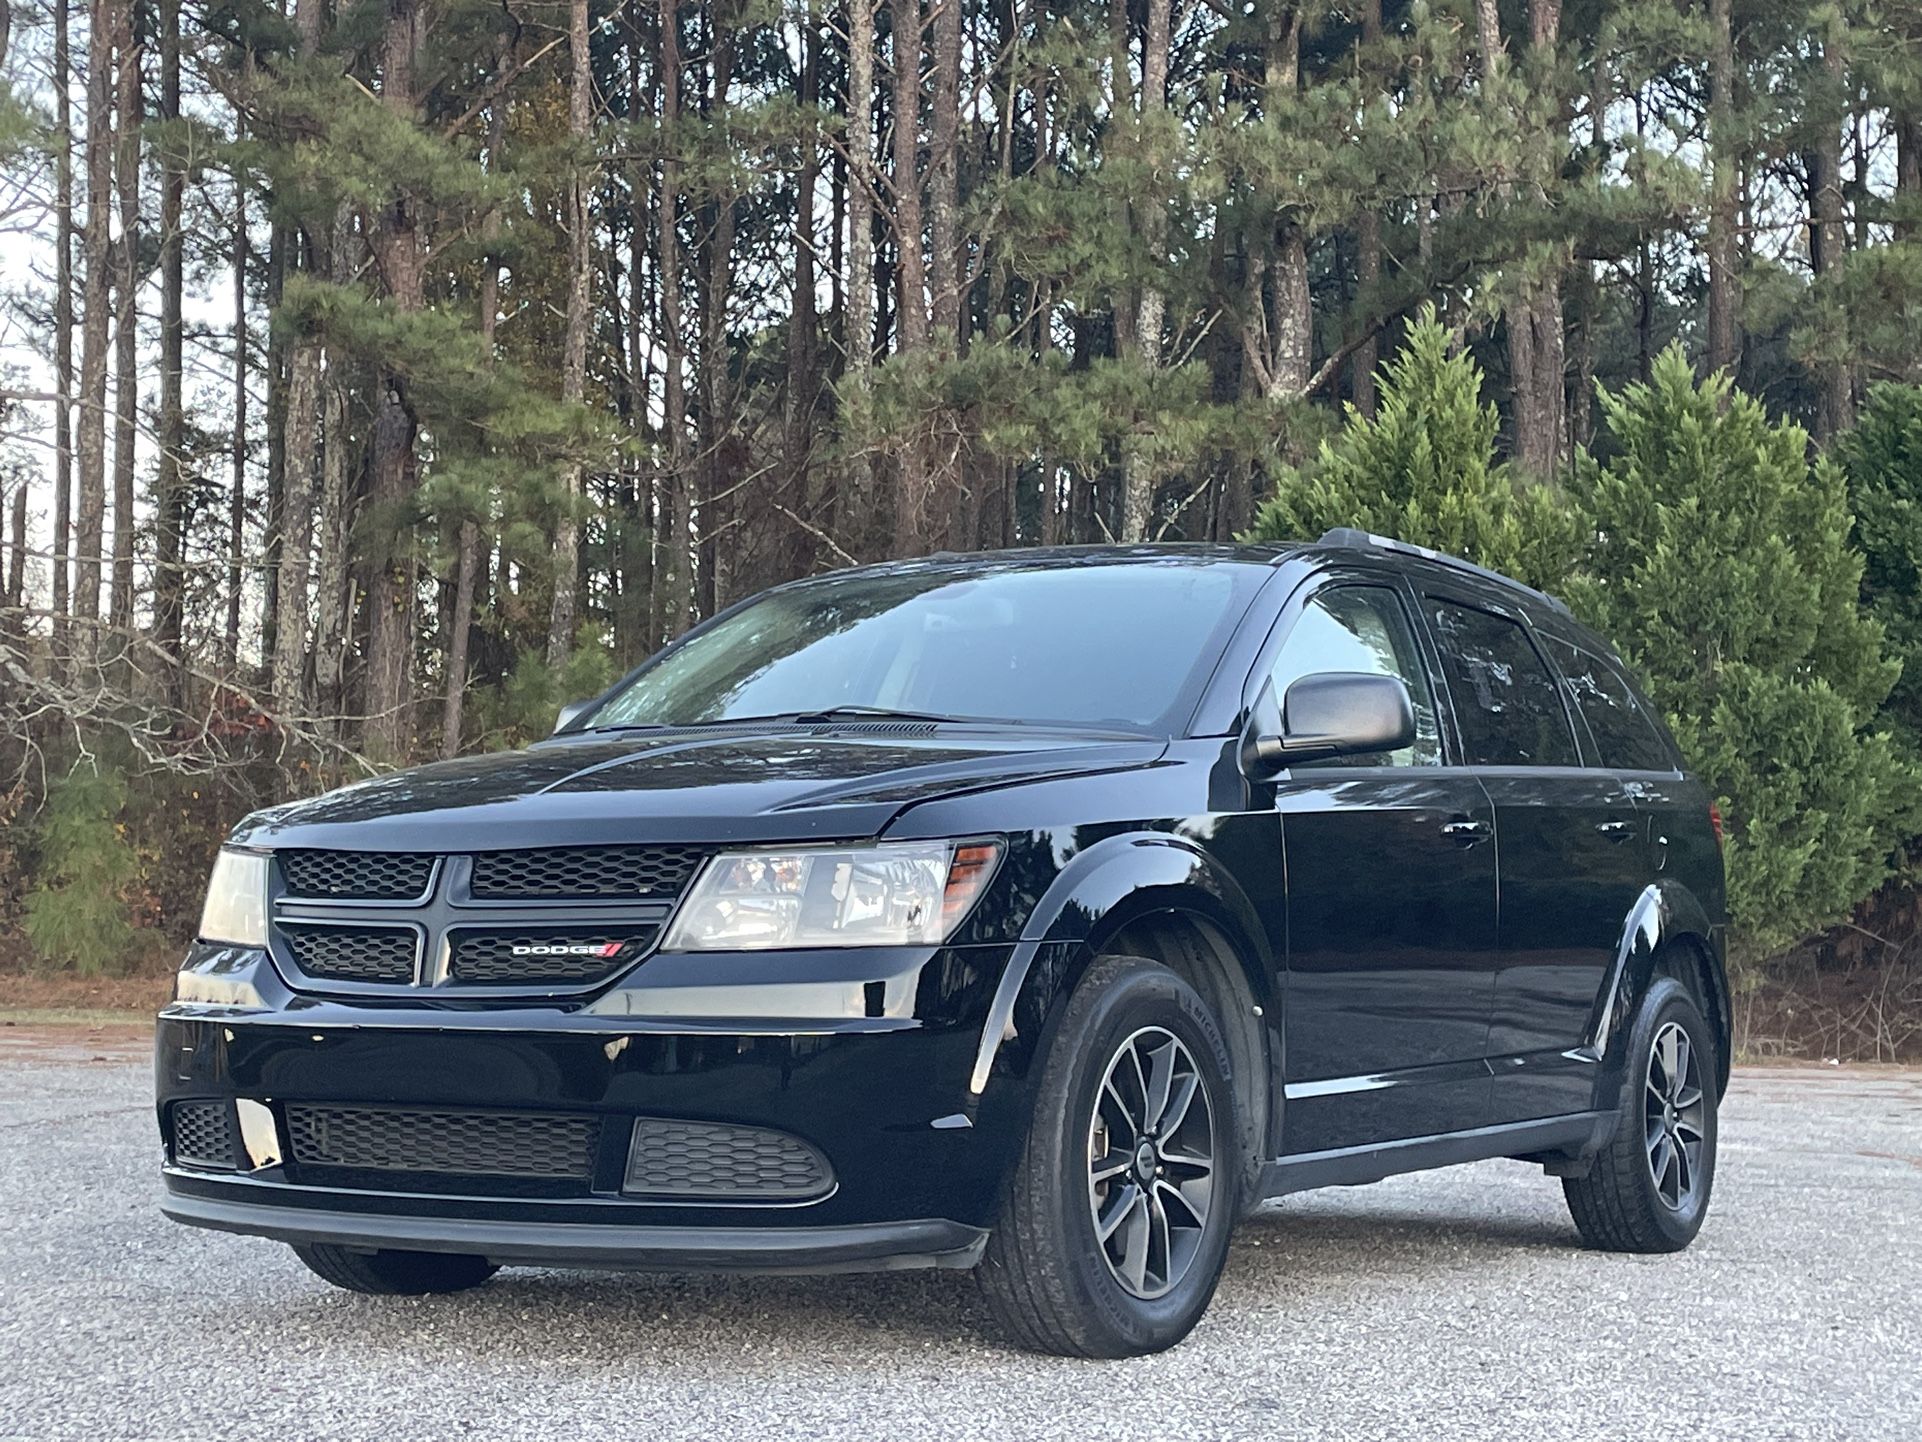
top-left (967, 828), bottom-right (1277, 1097)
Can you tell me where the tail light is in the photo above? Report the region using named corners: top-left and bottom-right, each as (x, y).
top-left (1708, 802), bottom-right (1725, 850)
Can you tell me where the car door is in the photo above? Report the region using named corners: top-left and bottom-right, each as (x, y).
top-left (1421, 594), bottom-right (1645, 1124)
top-left (1263, 572), bottom-right (1500, 1155)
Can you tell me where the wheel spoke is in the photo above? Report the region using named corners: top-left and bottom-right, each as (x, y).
top-left (1158, 1070), bottom-right (1200, 1141)
top-left (1089, 1148), bottom-right (1132, 1185)
top-left (1101, 1076), bottom-right (1140, 1139)
top-left (1157, 1172), bottom-right (1213, 1229)
top-left (1119, 1190), bottom-right (1152, 1293)
top-left (1096, 1181), bottom-right (1142, 1243)
top-left (1146, 1190), bottom-right (1173, 1291)
top-left (1648, 1132), bottom-right (1675, 1199)
top-left (1142, 1039), bottom-right (1176, 1133)
top-left (1671, 1032), bottom-right (1692, 1102)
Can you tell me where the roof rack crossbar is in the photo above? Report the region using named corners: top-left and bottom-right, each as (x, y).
top-left (1316, 527), bottom-right (1573, 617)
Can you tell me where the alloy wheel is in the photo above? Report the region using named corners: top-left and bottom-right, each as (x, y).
top-left (1086, 1025), bottom-right (1218, 1299)
top-left (1644, 1020), bottom-right (1707, 1212)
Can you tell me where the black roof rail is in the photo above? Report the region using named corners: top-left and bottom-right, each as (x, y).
top-left (1315, 527), bottom-right (1573, 617)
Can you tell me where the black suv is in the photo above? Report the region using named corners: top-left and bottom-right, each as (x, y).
top-left (159, 533), bottom-right (1727, 1357)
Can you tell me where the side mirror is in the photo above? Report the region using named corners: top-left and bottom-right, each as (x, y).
top-left (1239, 672), bottom-right (1415, 779)
top-left (552, 698), bottom-right (595, 735)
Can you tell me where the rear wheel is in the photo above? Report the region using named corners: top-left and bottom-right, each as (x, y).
top-left (978, 955), bottom-right (1238, 1357)
top-left (292, 1243), bottom-right (499, 1296)
top-left (1563, 976), bottom-right (1718, 1253)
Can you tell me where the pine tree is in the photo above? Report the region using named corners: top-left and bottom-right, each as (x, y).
top-left (1839, 383), bottom-right (1922, 743)
top-left (1243, 308), bottom-right (1582, 586)
top-left (1570, 349), bottom-right (1917, 963)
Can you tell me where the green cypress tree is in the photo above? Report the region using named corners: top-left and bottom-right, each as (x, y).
top-left (1839, 383), bottom-right (1922, 743)
top-left (1570, 349), bottom-right (1918, 964)
top-left (22, 768), bottom-right (136, 975)
top-left (1242, 308), bottom-right (1581, 586)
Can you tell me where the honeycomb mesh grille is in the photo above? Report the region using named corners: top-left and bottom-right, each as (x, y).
top-left (278, 850), bottom-right (435, 901)
top-left (170, 1100), bottom-right (239, 1170)
top-left (623, 1118), bottom-right (834, 1199)
top-left (469, 846), bottom-right (707, 900)
top-left (282, 925), bottom-right (418, 983)
top-left (448, 929), bottom-right (657, 985)
top-left (285, 1105), bottom-right (601, 1180)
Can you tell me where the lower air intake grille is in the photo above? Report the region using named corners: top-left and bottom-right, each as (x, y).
top-left (278, 849), bottom-right (435, 901)
top-left (623, 1119), bottom-right (833, 1200)
top-left (447, 928), bottom-right (657, 985)
top-left (171, 1100), bottom-right (239, 1171)
top-left (282, 925), bottom-right (418, 984)
top-left (285, 1105), bottom-right (601, 1181)
top-left (469, 845), bottom-right (707, 900)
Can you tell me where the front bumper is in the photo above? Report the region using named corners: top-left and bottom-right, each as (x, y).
top-left (157, 941), bottom-right (1040, 1271)
top-left (161, 1187), bottom-right (987, 1273)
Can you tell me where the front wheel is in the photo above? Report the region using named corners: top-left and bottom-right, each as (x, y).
top-left (1563, 975), bottom-right (1719, 1253)
top-left (978, 955), bottom-right (1238, 1358)
top-left (293, 1243), bottom-right (499, 1296)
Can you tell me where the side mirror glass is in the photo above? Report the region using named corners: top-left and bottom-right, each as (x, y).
top-left (553, 699), bottom-right (595, 735)
top-left (1239, 672), bottom-right (1415, 778)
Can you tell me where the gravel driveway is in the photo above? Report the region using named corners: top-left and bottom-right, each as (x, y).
top-left (1, 1026), bottom-right (1917, 1441)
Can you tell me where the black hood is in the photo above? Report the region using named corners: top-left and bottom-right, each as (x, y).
top-left (229, 726), bottom-right (1166, 852)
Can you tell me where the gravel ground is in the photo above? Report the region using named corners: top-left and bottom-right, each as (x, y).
top-left (1, 1030), bottom-right (1917, 1441)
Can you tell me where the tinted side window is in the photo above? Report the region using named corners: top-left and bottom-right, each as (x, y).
top-left (1544, 636), bottom-right (1674, 772)
top-left (1428, 601), bottom-right (1579, 767)
top-left (1267, 585), bottom-right (1441, 766)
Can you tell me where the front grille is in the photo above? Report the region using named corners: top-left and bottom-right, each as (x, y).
top-left (623, 1118), bottom-right (833, 1200)
top-left (285, 1105), bottom-right (601, 1182)
top-left (279, 849), bottom-right (434, 901)
top-left (170, 1100), bottom-right (239, 1171)
top-left (448, 927), bottom-right (658, 985)
top-left (470, 845), bottom-right (707, 900)
top-left (282, 924), bottom-right (418, 984)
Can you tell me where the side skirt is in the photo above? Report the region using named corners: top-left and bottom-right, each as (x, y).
top-left (1257, 1111), bottom-right (1615, 1200)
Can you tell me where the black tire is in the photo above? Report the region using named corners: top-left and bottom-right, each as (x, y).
top-left (292, 1243), bottom-right (499, 1296)
top-left (978, 954), bottom-right (1239, 1358)
top-left (1563, 975), bottom-right (1718, 1253)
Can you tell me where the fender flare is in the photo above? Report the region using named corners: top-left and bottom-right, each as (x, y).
top-left (1588, 880), bottom-right (1731, 1096)
top-left (966, 830), bottom-right (1275, 1097)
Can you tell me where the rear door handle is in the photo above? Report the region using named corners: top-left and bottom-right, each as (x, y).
top-left (1595, 819), bottom-right (1637, 842)
top-left (1441, 818), bottom-right (1493, 844)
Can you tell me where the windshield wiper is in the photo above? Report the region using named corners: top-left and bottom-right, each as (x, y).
top-left (786, 705), bottom-right (985, 725)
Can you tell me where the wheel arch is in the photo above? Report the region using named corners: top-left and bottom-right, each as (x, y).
top-left (1594, 881), bottom-right (1731, 1098)
top-left (969, 831), bottom-right (1280, 1205)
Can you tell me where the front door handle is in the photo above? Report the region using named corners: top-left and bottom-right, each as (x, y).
top-left (1595, 819), bottom-right (1637, 842)
top-left (1441, 818), bottom-right (1493, 844)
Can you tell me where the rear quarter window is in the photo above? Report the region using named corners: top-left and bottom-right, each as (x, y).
top-left (1543, 636), bottom-right (1676, 772)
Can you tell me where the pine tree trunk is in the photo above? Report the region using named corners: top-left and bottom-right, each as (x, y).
top-left (50, 0), bottom-right (73, 673)
top-left (785, 16), bottom-right (821, 575)
top-left (696, 12), bottom-right (735, 618)
top-left (269, 0), bottom-right (331, 718)
top-left (107, 0), bottom-right (139, 673)
top-left (1350, 0), bottom-right (1383, 416)
top-left (311, 208), bottom-right (353, 732)
top-left (1705, 0), bottom-right (1741, 376)
top-left (73, 0), bottom-right (115, 670)
top-left (365, 0), bottom-right (425, 760)
top-left (889, 0), bottom-right (928, 555)
top-left (843, 0), bottom-right (877, 561)
top-left (224, 123), bottom-right (247, 675)
top-left (654, 0), bottom-right (691, 645)
top-left (546, 0), bottom-right (594, 666)
top-left (1810, 31), bottom-right (1853, 441)
top-left (1120, 0), bottom-right (1172, 542)
top-left (153, 0), bottom-right (185, 703)
top-left (927, 0), bottom-right (963, 544)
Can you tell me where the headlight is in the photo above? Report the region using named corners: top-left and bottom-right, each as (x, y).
top-left (661, 840), bottom-right (1002, 951)
top-left (198, 847), bottom-right (270, 947)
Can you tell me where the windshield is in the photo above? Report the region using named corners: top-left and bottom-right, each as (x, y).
top-left (585, 558), bottom-right (1263, 733)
